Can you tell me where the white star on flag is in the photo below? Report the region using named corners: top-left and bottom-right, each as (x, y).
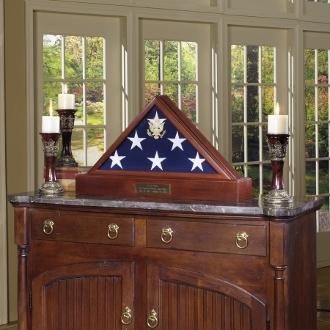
top-left (127, 131), bottom-right (146, 150)
top-left (168, 132), bottom-right (186, 151)
top-left (109, 150), bottom-right (126, 169)
top-left (189, 152), bottom-right (205, 171)
top-left (148, 151), bottom-right (166, 170)
top-left (147, 111), bottom-right (166, 125)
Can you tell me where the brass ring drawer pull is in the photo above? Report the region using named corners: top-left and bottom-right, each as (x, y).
top-left (121, 306), bottom-right (133, 325)
top-left (107, 223), bottom-right (119, 240)
top-left (147, 309), bottom-right (158, 328)
top-left (236, 232), bottom-right (249, 249)
top-left (43, 219), bottom-right (54, 235)
top-left (161, 227), bottom-right (174, 244)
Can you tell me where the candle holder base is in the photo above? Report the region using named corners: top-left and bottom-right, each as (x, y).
top-left (263, 189), bottom-right (293, 207)
top-left (39, 181), bottom-right (64, 196)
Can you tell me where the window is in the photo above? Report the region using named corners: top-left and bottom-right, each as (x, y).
top-left (231, 45), bottom-right (275, 196)
top-left (36, 12), bottom-right (121, 177)
top-left (144, 40), bottom-right (198, 122)
top-left (229, 27), bottom-right (288, 197)
top-left (304, 32), bottom-right (330, 230)
top-left (304, 48), bottom-right (330, 210)
top-left (142, 20), bottom-right (212, 140)
top-left (43, 35), bottom-right (106, 166)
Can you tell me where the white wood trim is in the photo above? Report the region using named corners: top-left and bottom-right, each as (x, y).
top-left (0, 0), bottom-right (8, 325)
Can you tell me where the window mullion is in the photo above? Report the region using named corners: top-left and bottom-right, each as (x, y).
top-left (243, 45), bottom-right (248, 177)
top-left (178, 42), bottom-right (182, 109)
top-left (160, 41), bottom-right (164, 95)
top-left (258, 46), bottom-right (263, 194)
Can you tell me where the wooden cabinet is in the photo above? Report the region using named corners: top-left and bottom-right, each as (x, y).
top-left (11, 197), bottom-right (321, 330)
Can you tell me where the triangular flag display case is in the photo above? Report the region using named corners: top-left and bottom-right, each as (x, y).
top-left (76, 96), bottom-right (252, 203)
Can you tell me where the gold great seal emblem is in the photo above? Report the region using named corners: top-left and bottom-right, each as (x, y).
top-left (147, 112), bottom-right (166, 139)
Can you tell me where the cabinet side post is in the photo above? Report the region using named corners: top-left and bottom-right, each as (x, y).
top-left (14, 207), bottom-right (30, 330)
top-left (270, 222), bottom-right (287, 330)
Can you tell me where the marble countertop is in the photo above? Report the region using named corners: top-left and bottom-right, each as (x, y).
top-left (9, 192), bottom-right (324, 219)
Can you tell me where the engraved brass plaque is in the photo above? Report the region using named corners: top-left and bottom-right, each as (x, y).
top-left (135, 183), bottom-right (171, 194)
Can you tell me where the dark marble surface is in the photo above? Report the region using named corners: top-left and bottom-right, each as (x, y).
top-left (9, 192), bottom-right (324, 219)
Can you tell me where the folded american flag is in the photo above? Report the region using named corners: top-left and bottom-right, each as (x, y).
top-left (100, 106), bottom-right (215, 173)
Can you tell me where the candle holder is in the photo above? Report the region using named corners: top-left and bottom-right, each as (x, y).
top-left (263, 134), bottom-right (292, 206)
top-left (39, 133), bottom-right (64, 195)
top-left (56, 109), bottom-right (78, 167)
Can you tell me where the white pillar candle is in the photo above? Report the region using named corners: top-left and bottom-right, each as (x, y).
top-left (42, 116), bottom-right (60, 133)
top-left (267, 103), bottom-right (288, 134)
top-left (42, 99), bottom-right (60, 133)
top-left (58, 84), bottom-right (75, 109)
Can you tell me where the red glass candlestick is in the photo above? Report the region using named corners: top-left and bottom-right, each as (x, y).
top-left (56, 109), bottom-right (78, 167)
top-left (263, 134), bottom-right (292, 205)
top-left (39, 133), bottom-right (64, 195)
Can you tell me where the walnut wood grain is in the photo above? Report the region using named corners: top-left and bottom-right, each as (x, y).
top-left (12, 202), bottom-right (318, 329)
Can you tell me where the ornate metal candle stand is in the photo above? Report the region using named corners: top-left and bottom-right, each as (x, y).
top-left (40, 133), bottom-right (64, 195)
top-left (56, 109), bottom-right (78, 167)
top-left (263, 134), bottom-right (292, 206)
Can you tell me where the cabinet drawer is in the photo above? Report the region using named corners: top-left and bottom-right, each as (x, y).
top-left (146, 219), bottom-right (266, 256)
top-left (30, 209), bottom-right (134, 246)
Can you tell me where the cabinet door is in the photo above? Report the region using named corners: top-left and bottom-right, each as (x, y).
top-left (146, 264), bottom-right (266, 330)
top-left (32, 261), bottom-right (134, 330)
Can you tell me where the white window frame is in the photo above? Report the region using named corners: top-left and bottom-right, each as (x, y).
top-left (35, 12), bottom-right (122, 181)
top-left (0, 0), bottom-right (8, 325)
top-left (303, 31), bottom-right (330, 227)
top-left (141, 19), bottom-right (213, 141)
top-left (229, 26), bottom-right (289, 196)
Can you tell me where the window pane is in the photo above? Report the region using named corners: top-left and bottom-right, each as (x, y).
top-left (306, 162), bottom-right (316, 195)
top-left (43, 35), bottom-right (62, 79)
top-left (72, 128), bottom-right (84, 166)
top-left (181, 83), bottom-right (197, 122)
top-left (305, 49), bottom-right (315, 85)
top-left (305, 86), bottom-right (315, 121)
top-left (145, 40), bottom-right (160, 81)
top-left (231, 45), bottom-right (244, 84)
top-left (181, 42), bottom-right (197, 81)
top-left (263, 125), bottom-right (270, 161)
top-left (232, 86), bottom-right (244, 123)
top-left (87, 128), bottom-right (104, 166)
top-left (246, 85), bottom-right (259, 122)
top-left (145, 83), bottom-right (160, 105)
top-left (163, 83), bottom-right (178, 104)
top-left (246, 46), bottom-right (259, 83)
top-left (319, 160), bottom-right (329, 194)
top-left (43, 82), bottom-right (61, 114)
top-left (164, 41), bottom-right (178, 81)
top-left (318, 49), bottom-right (328, 84)
top-left (318, 87), bottom-right (328, 121)
top-left (247, 125), bottom-right (259, 162)
top-left (262, 86), bottom-right (274, 122)
top-left (247, 164), bottom-right (260, 197)
top-left (64, 36), bottom-right (83, 79)
top-left (69, 83), bottom-right (83, 125)
top-left (232, 125), bottom-right (244, 163)
top-left (305, 124), bottom-right (316, 159)
top-left (86, 82), bottom-right (104, 125)
top-left (263, 163), bottom-right (272, 192)
top-left (261, 46), bottom-right (274, 84)
top-left (319, 123), bottom-right (329, 158)
top-left (86, 37), bottom-right (104, 79)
